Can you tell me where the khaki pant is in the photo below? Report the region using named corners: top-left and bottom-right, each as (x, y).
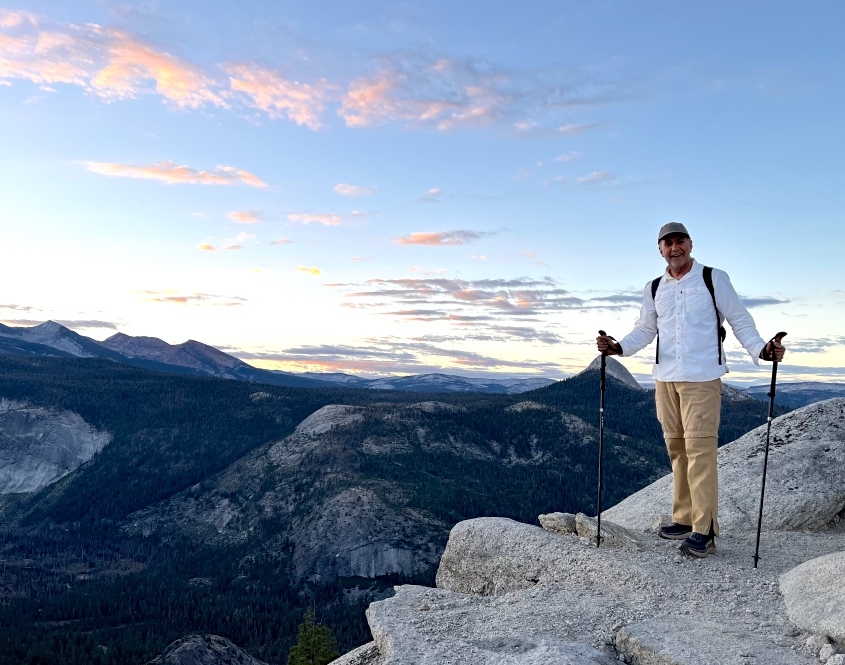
top-left (655, 379), bottom-right (722, 536)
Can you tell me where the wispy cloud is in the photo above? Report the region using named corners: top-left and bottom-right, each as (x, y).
top-left (0, 17), bottom-right (224, 108)
top-left (739, 296), bottom-right (790, 308)
top-left (334, 183), bottom-right (374, 197)
top-left (421, 187), bottom-right (441, 202)
top-left (555, 150), bottom-right (583, 162)
top-left (226, 63), bottom-right (330, 129)
top-left (228, 210), bottom-right (263, 224)
top-left (575, 170), bottom-right (613, 185)
top-left (338, 54), bottom-right (630, 132)
top-left (558, 123), bottom-right (602, 135)
top-left (288, 212), bottom-right (343, 226)
top-left (198, 243), bottom-right (217, 251)
top-left (54, 319), bottom-right (118, 330)
top-left (297, 265), bottom-right (323, 275)
top-left (84, 160), bottom-right (270, 188)
top-left (0, 303), bottom-right (35, 311)
top-left (135, 290), bottom-right (246, 306)
top-left (395, 230), bottom-right (495, 246)
top-left (269, 237), bottom-right (293, 245)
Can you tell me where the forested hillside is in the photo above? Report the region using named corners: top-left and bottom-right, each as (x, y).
top-left (0, 355), bottom-right (787, 664)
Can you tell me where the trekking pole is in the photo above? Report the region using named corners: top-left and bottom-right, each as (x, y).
top-left (753, 331), bottom-right (787, 568)
top-left (596, 330), bottom-right (615, 548)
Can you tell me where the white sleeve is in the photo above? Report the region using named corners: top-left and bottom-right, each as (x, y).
top-left (617, 282), bottom-right (659, 357)
top-left (713, 269), bottom-right (767, 365)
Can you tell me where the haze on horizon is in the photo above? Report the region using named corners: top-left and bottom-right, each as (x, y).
top-left (1, 1), bottom-right (843, 386)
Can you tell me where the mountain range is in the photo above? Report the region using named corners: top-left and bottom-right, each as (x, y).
top-left (2, 321), bottom-right (843, 404)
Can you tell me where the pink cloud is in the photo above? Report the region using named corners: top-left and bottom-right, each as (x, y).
top-left (90, 30), bottom-right (224, 109)
top-left (83, 160), bottom-right (270, 188)
top-left (0, 10), bottom-right (38, 29)
top-left (228, 210), bottom-right (263, 224)
top-left (269, 237), bottom-right (293, 245)
top-left (227, 63), bottom-right (329, 129)
top-left (334, 183), bottom-right (374, 197)
top-left (223, 244), bottom-right (242, 251)
top-left (395, 230), bottom-right (495, 246)
top-left (287, 212), bottom-right (342, 226)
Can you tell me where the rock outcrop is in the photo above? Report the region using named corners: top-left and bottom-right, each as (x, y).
top-left (780, 551), bottom-right (845, 642)
top-left (0, 399), bottom-right (111, 494)
top-left (604, 398), bottom-right (845, 533)
top-left (332, 398), bottom-right (845, 664)
top-left (147, 634), bottom-right (268, 664)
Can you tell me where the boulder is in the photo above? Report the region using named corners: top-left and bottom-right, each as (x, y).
top-left (147, 635), bottom-right (267, 664)
top-left (331, 642), bottom-right (383, 665)
top-left (616, 618), bottom-right (804, 665)
top-left (538, 511), bottom-right (577, 535)
top-left (363, 584), bottom-right (616, 665)
top-left (780, 551), bottom-right (845, 642)
top-left (435, 518), bottom-right (655, 596)
top-left (574, 513), bottom-right (645, 551)
top-left (605, 398), bottom-right (845, 533)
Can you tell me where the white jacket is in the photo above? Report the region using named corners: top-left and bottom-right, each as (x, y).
top-left (618, 259), bottom-right (767, 382)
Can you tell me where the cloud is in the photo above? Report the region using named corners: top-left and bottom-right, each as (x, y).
top-left (234, 338), bottom-right (563, 375)
top-left (338, 53), bottom-right (630, 132)
top-left (269, 237), bottom-right (293, 245)
top-left (334, 183), bottom-right (374, 197)
top-left (395, 230), bottom-right (495, 246)
top-left (287, 212), bottom-right (343, 226)
top-left (226, 63), bottom-right (330, 129)
top-left (330, 276), bottom-right (641, 329)
top-left (223, 244), bottom-right (242, 251)
top-left (228, 210), bottom-right (263, 224)
top-left (739, 296), bottom-right (790, 308)
top-left (558, 123), bottom-right (602, 135)
top-left (471, 254), bottom-right (488, 261)
top-left (554, 151), bottom-right (582, 162)
top-left (297, 266), bottom-right (323, 275)
top-left (0, 303), bottom-right (35, 311)
top-left (0, 18), bottom-right (224, 108)
top-left (421, 187), bottom-right (441, 202)
top-left (575, 170), bottom-right (612, 185)
top-left (84, 160), bottom-right (270, 188)
top-left (135, 290), bottom-right (246, 306)
top-left (54, 319), bottom-right (118, 330)
top-left (198, 243), bottom-right (217, 251)
top-left (89, 30), bottom-right (225, 108)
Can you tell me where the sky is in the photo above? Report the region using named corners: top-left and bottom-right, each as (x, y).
top-left (1, 1), bottom-right (844, 386)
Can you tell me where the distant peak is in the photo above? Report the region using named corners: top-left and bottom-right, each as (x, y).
top-left (579, 356), bottom-right (643, 390)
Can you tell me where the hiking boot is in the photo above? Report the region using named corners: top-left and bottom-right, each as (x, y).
top-left (659, 523), bottom-right (692, 540)
top-left (680, 532), bottom-right (717, 558)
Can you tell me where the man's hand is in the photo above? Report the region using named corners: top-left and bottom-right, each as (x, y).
top-left (596, 334), bottom-right (622, 356)
top-left (760, 333), bottom-right (787, 362)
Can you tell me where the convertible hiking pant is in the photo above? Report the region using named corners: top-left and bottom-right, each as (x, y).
top-left (655, 378), bottom-right (721, 537)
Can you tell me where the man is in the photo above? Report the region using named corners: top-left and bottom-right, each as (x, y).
top-left (596, 222), bottom-right (785, 558)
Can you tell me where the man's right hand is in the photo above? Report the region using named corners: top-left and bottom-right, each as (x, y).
top-left (596, 334), bottom-right (621, 356)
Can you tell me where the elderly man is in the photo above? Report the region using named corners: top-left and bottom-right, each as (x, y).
top-left (597, 222), bottom-right (785, 557)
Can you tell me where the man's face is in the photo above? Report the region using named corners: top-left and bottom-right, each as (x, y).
top-left (658, 234), bottom-right (693, 272)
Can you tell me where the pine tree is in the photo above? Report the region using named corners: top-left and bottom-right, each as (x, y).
top-left (287, 608), bottom-right (339, 665)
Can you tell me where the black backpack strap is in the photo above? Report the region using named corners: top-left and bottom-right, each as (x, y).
top-left (702, 266), bottom-right (726, 365)
top-left (650, 276), bottom-right (663, 363)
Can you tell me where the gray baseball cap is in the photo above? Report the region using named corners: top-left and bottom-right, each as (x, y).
top-left (657, 222), bottom-right (690, 242)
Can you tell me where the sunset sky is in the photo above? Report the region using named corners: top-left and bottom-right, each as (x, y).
top-left (1, 1), bottom-right (843, 386)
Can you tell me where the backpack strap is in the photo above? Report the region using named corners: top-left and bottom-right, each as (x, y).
top-left (702, 266), bottom-right (727, 365)
top-left (651, 276), bottom-right (663, 363)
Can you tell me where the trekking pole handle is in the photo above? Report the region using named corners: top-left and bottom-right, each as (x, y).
top-left (598, 330), bottom-right (617, 356)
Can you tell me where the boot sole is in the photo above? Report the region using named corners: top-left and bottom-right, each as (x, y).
top-left (659, 531), bottom-right (692, 540)
top-left (679, 542), bottom-right (717, 558)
